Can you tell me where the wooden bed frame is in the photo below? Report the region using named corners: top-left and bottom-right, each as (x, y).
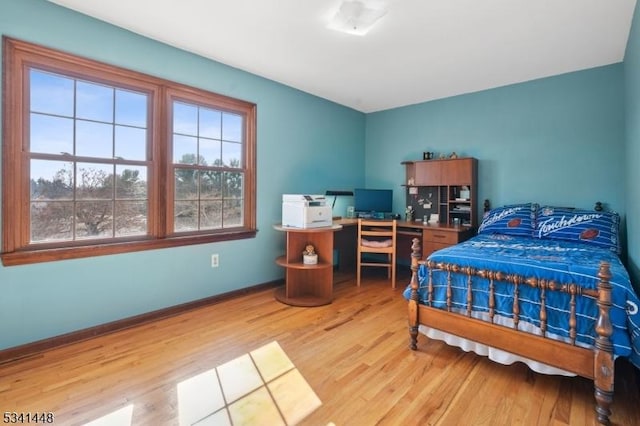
top-left (407, 237), bottom-right (616, 424)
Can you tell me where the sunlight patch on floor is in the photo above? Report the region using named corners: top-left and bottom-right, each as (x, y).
top-left (177, 341), bottom-right (321, 425)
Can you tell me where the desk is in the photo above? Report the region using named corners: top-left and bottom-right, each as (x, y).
top-left (333, 218), bottom-right (475, 270)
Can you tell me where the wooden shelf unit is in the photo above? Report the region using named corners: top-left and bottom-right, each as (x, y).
top-left (273, 224), bottom-right (341, 307)
top-left (402, 157), bottom-right (478, 228)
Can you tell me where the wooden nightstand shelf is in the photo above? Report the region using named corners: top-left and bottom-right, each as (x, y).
top-left (273, 224), bottom-right (342, 307)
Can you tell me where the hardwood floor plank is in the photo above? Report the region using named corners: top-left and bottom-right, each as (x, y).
top-left (0, 273), bottom-right (638, 425)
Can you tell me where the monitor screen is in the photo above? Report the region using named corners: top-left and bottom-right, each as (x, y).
top-left (354, 188), bottom-right (393, 213)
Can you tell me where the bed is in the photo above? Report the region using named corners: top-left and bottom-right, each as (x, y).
top-left (403, 203), bottom-right (640, 425)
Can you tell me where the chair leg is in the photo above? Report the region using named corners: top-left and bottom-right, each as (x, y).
top-left (391, 254), bottom-right (396, 289)
top-left (391, 263), bottom-right (396, 289)
top-left (357, 257), bottom-right (361, 287)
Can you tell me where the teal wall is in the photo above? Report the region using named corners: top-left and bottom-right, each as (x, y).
top-left (0, 0), bottom-right (365, 350)
top-left (625, 1), bottom-right (640, 287)
top-left (365, 66), bottom-right (626, 222)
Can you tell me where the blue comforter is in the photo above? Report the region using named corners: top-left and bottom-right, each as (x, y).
top-left (403, 233), bottom-right (640, 370)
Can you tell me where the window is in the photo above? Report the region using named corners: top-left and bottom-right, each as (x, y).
top-left (170, 96), bottom-right (245, 232)
top-left (2, 37), bottom-right (256, 266)
top-left (29, 70), bottom-right (150, 243)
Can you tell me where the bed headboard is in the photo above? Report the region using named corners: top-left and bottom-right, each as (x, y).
top-left (483, 199), bottom-right (491, 214)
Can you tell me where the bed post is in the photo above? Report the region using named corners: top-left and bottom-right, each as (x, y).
top-left (408, 238), bottom-right (421, 350)
top-left (594, 261), bottom-right (614, 425)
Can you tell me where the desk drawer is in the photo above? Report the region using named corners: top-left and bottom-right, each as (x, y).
top-left (423, 229), bottom-right (458, 245)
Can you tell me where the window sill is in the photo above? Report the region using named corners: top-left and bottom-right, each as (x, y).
top-left (1, 230), bottom-right (257, 266)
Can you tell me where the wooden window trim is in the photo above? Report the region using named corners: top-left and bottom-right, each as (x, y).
top-left (2, 37), bottom-right (257, 266)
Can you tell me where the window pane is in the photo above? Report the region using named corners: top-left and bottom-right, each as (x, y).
top-left (199, 107), bottom-right (221, 139)
top-left (222, 112), bottom-right (242, 142)
top-left (77, 81), bottom-right (114, 122)
top-left (31, 160), bottom-right (74, 200)
top-left (115, 89), bottom-right (147, 127)
top-left (200, 171), bottom-right (222, 200)
top-left (76, 163), bottom-right (114, 200)
top-left (30, 113), bottom-right (74, 155)
top-left (30, 69), bottom-right (74, 116)
top-left (173, 135), bottom-right (199, 165)
top-left (222, 141), bottom-right (242, 168)
top-left (223, 199), bottom-right (243, 227)
top-left (75, 201), bottom-right (113, 238)
top-left (115, 125), bottom-right (146, 161)
top-left (115, 201), bottom-right (147, 236)
top-left (175, 168), bottom-right (198, 200)
top-left (173, 101), bottom-right (198, 136)
top-left (200, 138), bottom-right (221, 167)
top-left (223, 172), bottom-right (243, 198)
top-left (76, 120), bottom-right (113, 158)
top-left (200, 201), bottom-right (222, 230)
top-left (115, 166), bottom-right (147, 200)
top-left (31, 201), bottom-right (73, 242)
top-left (174, 201), bottom-right (198, 232)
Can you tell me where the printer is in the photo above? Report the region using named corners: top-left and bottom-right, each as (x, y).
top-left (282, 194), bottom-right (332, 228)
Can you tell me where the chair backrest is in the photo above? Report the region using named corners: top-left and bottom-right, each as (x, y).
top-left (357, 219), bottom-right (397, 253)
top-left (357, 219), bottom-right (397, 288)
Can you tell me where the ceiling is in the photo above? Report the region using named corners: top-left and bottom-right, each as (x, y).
top-left (47, 0), bottom-right (637, 113)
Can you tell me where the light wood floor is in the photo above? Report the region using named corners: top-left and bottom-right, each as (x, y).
top-left (1, 270), bottom-right (639, 426)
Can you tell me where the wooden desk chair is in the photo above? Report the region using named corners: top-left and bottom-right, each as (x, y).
top-left (357, 219), bottom-right (397, 288)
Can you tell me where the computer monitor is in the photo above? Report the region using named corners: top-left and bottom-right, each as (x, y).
top-left (354, 188), bottom-right (393, 215)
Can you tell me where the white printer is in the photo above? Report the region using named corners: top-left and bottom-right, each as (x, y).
top-left (282, 194), bottom-right (332, 228)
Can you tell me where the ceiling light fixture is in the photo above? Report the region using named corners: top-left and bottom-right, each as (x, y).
top-left (327, 1), bottom-right (388, 36)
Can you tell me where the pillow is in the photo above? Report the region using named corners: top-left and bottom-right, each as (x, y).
top-left (478, 203), bottom-right (535, 237)
top-left (534, 206), bottom-right (620, 254)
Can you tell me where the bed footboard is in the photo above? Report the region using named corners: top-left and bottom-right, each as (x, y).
top-left (406, 237), bottom-right (616, 424)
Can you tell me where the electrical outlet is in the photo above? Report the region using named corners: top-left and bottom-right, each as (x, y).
top-left (211, 254), bottom-right (219, 268)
